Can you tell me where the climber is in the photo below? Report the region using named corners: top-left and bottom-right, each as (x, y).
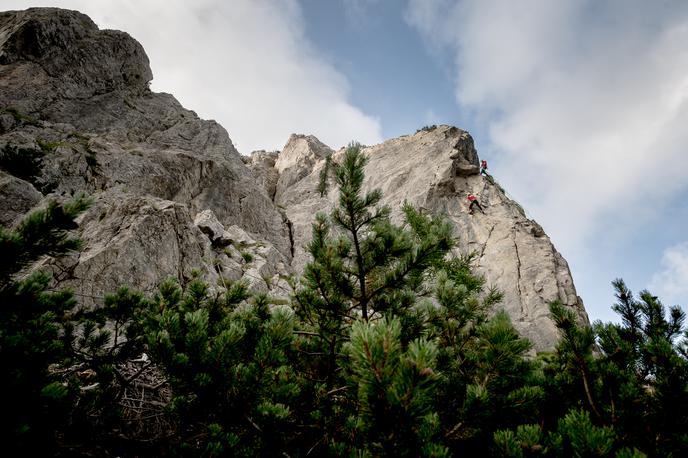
top-left (467, 193), bottom-right (485, 214)
top-left (480, 159), bottom-right (489, 177)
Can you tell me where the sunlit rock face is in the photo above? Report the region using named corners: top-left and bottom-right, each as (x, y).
top-left (272, 125), bottom-right (588, 351)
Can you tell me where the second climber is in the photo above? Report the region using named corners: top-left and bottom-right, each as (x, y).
top-left (467, 193), bottom-right (485, 215)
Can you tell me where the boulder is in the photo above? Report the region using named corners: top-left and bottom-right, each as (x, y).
top-left (194, 209), bottom-right (226, 244)
top-left (0, 171), bottom-right (42, 227)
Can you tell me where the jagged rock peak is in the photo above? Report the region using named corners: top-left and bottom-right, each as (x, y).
top-left (245, 150), bottom-right (280, 200)
top-left (0, 8), bottom-right (152, 101)
top-left (404, 125), bottom-right (481, 176)
top-left (0, 7), bottom-right (293, 303)
top-left (273, 134), bottom-right (334, 203)
top-left (275, 134), bottom-right (332, 174)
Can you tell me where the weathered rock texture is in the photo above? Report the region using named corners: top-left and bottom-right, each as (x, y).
top-left (0, 8), bottom-right (291, 308)
top-left (0, 170), bottom-right (42, 226)
top-left (274, 126), bottom-right (588, 350)
top-left (0, 8), bottom-right (588, 350)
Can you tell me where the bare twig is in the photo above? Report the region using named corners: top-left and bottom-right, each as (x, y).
top-left (325, 386), bottom-right (348, 396)
top-left (244, 415), bottom-right (263, 433)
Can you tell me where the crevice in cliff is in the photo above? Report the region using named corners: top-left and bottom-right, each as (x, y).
top-left (238, 193), bottom-right (247, 218)
top-left (286, 217), bottom-right (295, 259)
top-left (479, 223), bottom-right (496, 261)
top-left (513, 234), bottom-right (525, 315)
top-left (170, 206), bottom-right (190, 283)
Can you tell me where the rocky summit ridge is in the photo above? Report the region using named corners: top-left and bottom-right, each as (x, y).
top-left (0, 8), bottom-right (588, 351)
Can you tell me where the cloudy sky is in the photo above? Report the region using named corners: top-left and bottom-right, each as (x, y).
top-left (8, 0), bottom-right (688, 323)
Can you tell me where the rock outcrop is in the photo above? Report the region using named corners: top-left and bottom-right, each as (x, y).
top-left (0, 8), bottom-right (588, 351)
top-left (273, 126), bottom-right (587, 350)
top-left (0, 170), bottom-right (42, 226)
top-left (0, 8), bottom-right (293, 306)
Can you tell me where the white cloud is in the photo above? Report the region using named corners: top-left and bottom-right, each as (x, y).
top-left (649, 242), bottom-right (688, 307)
top-left (342, 0), bottom-right (380, 27)
top-left (6, 0), bottom-right (382, 153)
top-left (406, 0), bottom-right (688, 251)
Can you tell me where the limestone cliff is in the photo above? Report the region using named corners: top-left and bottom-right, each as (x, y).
top-left (0, 8), bottom-right (587, 351)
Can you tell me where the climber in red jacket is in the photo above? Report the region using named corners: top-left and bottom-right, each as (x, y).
top-left (467, 193), bottom-right (485, 214)
top-left (480, 159), bottom-right (489, 176)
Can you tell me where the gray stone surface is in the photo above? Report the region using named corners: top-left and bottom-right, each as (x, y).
top-left (0, 171), bottom-right (42, 227)
top-left (0, 7), bottom-right (291, 257)
top-left (246, 150), bottom-right (279, 200)
top-left (194, 209), bottom-right (226, 244)
top-left (46, 190), bottom-right (218, 308)
top-left (274, 134), bottom-right (333, 204)
top-left (275, 125), bottom-right (589, 351)
top-left (0, 8), bottom-right (589, 351)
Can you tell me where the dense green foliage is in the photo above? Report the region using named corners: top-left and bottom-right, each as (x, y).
top-left (0, 197), bottom-right (88, 451)
top-left (142, 279), bottom-right (301, 455)
top-left (495, 283), bottom-right (688, 457)
top-left (0, 197), bottom-right (155, 454)
top-left (2, 143), bottom-right (687, 456)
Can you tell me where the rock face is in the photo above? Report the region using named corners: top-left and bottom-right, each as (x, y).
top-left (0, 170), bottom-right (42, 226)
top-left (275, 126), bottom-right (587, 350)
top-left (0, 8), bottom-right (588, 351)
top-left (0, 7), bottom-right (292, 306)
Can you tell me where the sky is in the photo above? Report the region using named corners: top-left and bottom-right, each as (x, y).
top-left (5, 0), bottom-right (688, 323)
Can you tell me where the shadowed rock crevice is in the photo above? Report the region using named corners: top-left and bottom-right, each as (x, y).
top-left (513, 235), bottom-right (525, 315)
top-left (286, 216), bottom-right (295, 259)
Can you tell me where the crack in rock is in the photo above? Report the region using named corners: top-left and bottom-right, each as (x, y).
top-left (478, 223), bottom-right (496, 262)
top-left (512, 233), bottom-right (525, 315)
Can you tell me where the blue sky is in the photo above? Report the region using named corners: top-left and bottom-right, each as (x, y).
top-left (300, 1), bottom-right (469, 140)
top-left (8, 0), bottom-right (688, 324)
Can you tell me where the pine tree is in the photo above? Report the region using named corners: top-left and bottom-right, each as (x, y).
top-left (293, 143), bottom-right (455, 453)
top-left (0, 196), bottom-right (89, 452)
top-left (310, 143), bottom-right (454, 323)
top-left (141, 278), bottom-right (301, 455)
top-left (293, 142), bottom-right (541, 455)
top-left (0, 196), bottom-right (150, 453)
top-left (547, 300), bottom-right (602, 420)
top-left (493, 409), bottom-right (625, 457)
top-left (343, 317), bottom-right (448, 457)
top-left (495, 280), bottom-right (688, 457)
top-left (426, 264), bottom-right (540, 454)
top-left (594, 280), bottom-right (688, 455)
top-left (61, 285), bottom-right (148, 442)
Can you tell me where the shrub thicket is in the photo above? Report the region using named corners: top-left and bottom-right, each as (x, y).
top-left (2, 144), bottom-right (686, 456)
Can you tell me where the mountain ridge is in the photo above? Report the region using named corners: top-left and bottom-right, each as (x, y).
top-left (0, 7), bottom-right (588, 351)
